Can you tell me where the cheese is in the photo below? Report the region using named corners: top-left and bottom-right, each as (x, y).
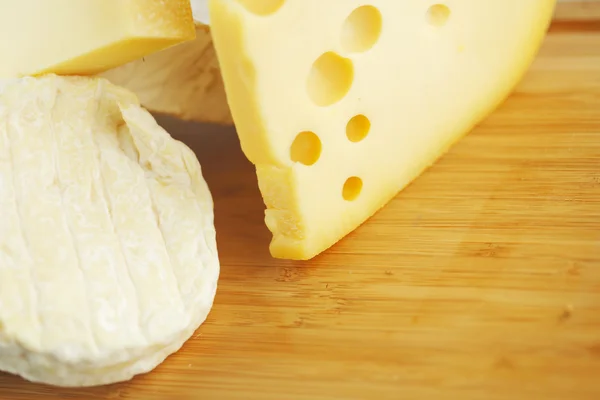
top-left (100, 25), bottom-right (230, 124)
top-left (0, 0), bottom-right (196, 78)
top-left (98, 1), bottom-right (225, 123)
top-left (0, 75), bottom-right (219, 387)
top-left (208, 0), bottom-right (557, 260)
top-left (191, 0), bottom-right (211, 25)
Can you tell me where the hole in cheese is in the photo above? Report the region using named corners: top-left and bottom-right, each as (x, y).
top-left (426, 4), bottom-right (451, 27)
top-left (346, 114), bottom-right (371, 143)
top-left (341, 5), bottom-right (382, 53)
top-left (342, 177), bottom-right (363, 201)
top-left (235, 0), bottom-right (285, 16)
top-left (290, 131), bottom-right (321, 166)
top-left (306, 52), bottom-right (354, 107)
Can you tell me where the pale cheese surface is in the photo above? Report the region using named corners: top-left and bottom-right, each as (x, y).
top-left (0, 0), bottom-right (196, 77)
top-left (191, 0), bottom-right (211, 24)
top-left (0, 75), bottom-right (219, 387)
top-left (209, 0), bottom-right (557, 260)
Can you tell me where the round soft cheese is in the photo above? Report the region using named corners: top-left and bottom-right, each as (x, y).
top-left (0, 75), bottom-right (220, 387)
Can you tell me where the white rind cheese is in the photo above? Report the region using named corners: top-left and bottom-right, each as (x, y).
top-left (99, 25), bottom-right (230, 125)
top-left (0, 75), bottom-right (219, 387)
top-left (191, 0), bottom-right (211, 25)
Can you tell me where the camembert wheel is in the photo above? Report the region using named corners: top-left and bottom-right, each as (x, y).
top-left (0, 75), bottom-right (219, 387)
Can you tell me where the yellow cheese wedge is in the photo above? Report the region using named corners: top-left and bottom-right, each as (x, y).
top-left (209, 0), bottom-right (557, 260)
top-left (0, 0), bottom-right (196, 77)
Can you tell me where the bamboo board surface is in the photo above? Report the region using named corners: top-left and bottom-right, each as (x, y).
top-left (1, 11), bottom-right (600, 400)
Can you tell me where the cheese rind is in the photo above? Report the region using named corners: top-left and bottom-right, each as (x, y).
top-left (191, 0), bottom-right (211, 25)
top-left (209, 0), bottom-right (557, 260)
top-left (0, 0), bottom-right (196, 77)
top-left (97, 2), bottom-right (227, 123)
top-left (100, 25), bottom-right (230, 124)
top-left (0, 75), bottom-right (219, 387)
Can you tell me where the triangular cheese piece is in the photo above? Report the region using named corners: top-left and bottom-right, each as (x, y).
top-left (0, 0), bottom-right (196, 77)
top-left (209, 0), bottom-right (556, 260)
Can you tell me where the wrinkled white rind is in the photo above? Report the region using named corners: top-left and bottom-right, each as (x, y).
top-left (191, 0), bottom-right (210, 24)
top-left (0, 74), bottom-right (219, 387)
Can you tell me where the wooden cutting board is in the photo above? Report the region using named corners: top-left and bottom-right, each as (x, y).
top-left (1, 13), bottom-right (600, 400)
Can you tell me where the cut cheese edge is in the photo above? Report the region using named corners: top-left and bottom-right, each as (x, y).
top-left (208, 0), bottom-right (557, 260)
top-left (98, 1), bottom-right (232, 124)
top-left (0, 0), bottom-right (196, 78)
top-left (0, 75), bottom-right (219, 387)
top-left (101, 25), bottom-right (232, 124)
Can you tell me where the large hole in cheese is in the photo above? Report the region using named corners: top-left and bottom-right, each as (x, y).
top-left (341, 5), bottom-right (382, 54)
top-left (306, 52), bottom-right (354, 107)
top-left (290, 131), bottom-right (321, 166)
top-left (342, 177), bottom-right (363, 201)
top-left (427, 4), bottom-right (451, 27)
top-left (235, 0), bottom-right (285, 16)
top-left (346, 114), bottom-right (371, 143)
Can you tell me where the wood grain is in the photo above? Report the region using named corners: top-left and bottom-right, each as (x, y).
top-left (555, 0), bottom-right (600, 21)
top-left (2, 14), bottom-right (600, 400)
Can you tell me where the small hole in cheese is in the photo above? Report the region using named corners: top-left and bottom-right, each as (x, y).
top-left (346, 114), bottom-right (370, 143)
top-left (235, 0), bottom-right (285, 15)
top-left (341, 6), bottom-right (382, 53)
top-left (307, 52), bottom-right (353, 107)
top-left (290, 131), bottom-right (321, 166)
top-left (342, 177), bottom-right (363, 201)
top-left (426, 4), bottom-right (451, 27)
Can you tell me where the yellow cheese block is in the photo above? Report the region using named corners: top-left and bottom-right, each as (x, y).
top-left (209, 0), bottom-right (557, 260)
top-left (0, 0), bottom-right (196, 77)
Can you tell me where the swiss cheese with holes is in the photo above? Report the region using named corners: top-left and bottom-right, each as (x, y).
top-left (0, 0), bottom-right (195, 77)
top-left (0, 75), bottom-right (219, 387)
top-left (209, 0), bottom-right (557, 260)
